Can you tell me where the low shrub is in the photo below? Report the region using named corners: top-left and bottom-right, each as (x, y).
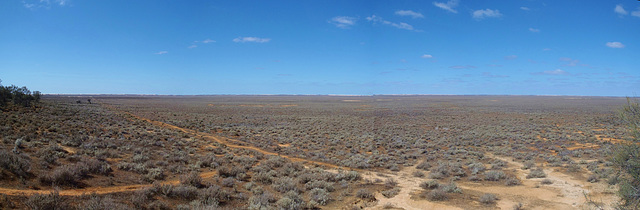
top-left (0, 150), bottom-right (31, 177)
top-left (39, 165), bottom-right (83, 186)
top-left (272, 177), bottom-right (297, 193)
top-left (356, 189), bottom-right (374, 199)
top-left (424, 189), bottom-right (448, 201)
top-left (484, 170), bottom-right (506, 181)
top-left (440, 182), bottom-right (462, 193)
top-left (81, 194), bottom-right (131, 210)
top-left (526, 168), bottom-right (546, 179)
top-left (505, 177), bottom-right (521, 186)
top-left (25, 190), bottom-right (71, 210)
top-left (479, 193), bottom-right (498, 204)
top-left (384, 178), bottom-right (398, 188)
top-left (309, 188), bottom-right (331, 205)
top-left (420, 180), bottom-right (440, 190)
top-left (381, 188), bottom-right (400, 198)
top-left (180, 172), bottom-right (203, 188)
top-left (587, 174), bottom-right (599, 183)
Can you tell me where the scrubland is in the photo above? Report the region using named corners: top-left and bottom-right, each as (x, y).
top-left (0, 95), bottom-right (629, 209)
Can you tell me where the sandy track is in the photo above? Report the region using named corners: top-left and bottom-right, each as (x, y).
top-left (468, 154), bottom-right (619, 210)
top-left (362, 167), bottom-right (462, 210)
top-left (362, 153), bottom-right (619, 210)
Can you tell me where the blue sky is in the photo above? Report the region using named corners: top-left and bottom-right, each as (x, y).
top-left (1, 0), bottom-right (638, 96)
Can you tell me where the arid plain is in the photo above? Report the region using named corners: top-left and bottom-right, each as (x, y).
top-left (0, 95), bottom-right (629, 209)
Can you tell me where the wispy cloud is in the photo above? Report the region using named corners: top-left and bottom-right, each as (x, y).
top-left (450, 65), bottom-right (476, 69)
top-left (472, 9), bottom-right (503, 19)
top-left (433, 0), bottom-right (459, 13)
top-left (188, 39), bottom-right (216, 49)
top-left (23, 0), bottom-right (69, 9)
top-left (504, 55), bottom-right (517, 60)
top-left (366, 15), bottom-right (415, 31)
top-left (329, 16), bottom-right (357, 29)
top-left (395, 10), bottom-right (424, 18)
top-left (520, 7), bottom-right (530, 11)
top-left (482, 72), bottom-right (509, 78)
top-left (233, 37), bottom-right (271, 43)
top-left (606, 41), bottom-right (625, 48)
top-left (615, 4), bottom-right (628, 16)
top-left (532, 69), bottom-right (569, 76)
top-left (155, 51), bottom-right (168, 55)
top-left (559, 57), bottom-right (581, 66)
top-left (201, 39), bottom-right (216, 43)
top-left (528, 28), bottom-right (540, 32)
top-left (421, 54), bottom-right (433, 58)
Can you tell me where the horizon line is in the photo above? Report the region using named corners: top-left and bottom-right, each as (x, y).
top-left (42, 93), bottom-right (635, 98)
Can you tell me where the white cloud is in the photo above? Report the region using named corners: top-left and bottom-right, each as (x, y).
top-left (606, 41), bottom-right (625, 48)
top-left (188, 45), bottom-right (197, 49)
top-left (615, 4), bottom-right (628, 15)
top-left (633, 8), bottom-right (640, 17)
top-left (233, 37), bottom-right (271, 43)
top-left (395, 10), bottom-right (424, 18)
top-left (366, 15), bottom-right (415, 31)
top-left (421, 54), bottom-right (433, 58)
top-left (473, 9), bottom-right (502, 19)
top-left (202, 39), bottom-right (216, 43)
top-left (329, 16), bottom-right (357, 29)
top-left (433, 0), bottom-right (459, 13)
top-left (504, 55), bottom-right (517, 60)
top-left (529, 28), bottom-right (540, 32)
top-left (520, 7), bottom-right (530, 11)
top-left (155, 51), bottom-right (168, 55)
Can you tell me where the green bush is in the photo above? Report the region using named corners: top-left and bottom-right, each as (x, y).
top-left (611, 97), bottom-right (640, 208)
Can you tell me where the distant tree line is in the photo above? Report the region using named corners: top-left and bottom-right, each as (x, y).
top-left (0, 79), bottom-right (41, 108)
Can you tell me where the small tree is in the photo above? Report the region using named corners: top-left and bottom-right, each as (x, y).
top-left (33, 91), bottom-right (41, 103)
top-left (612, 97), bottom-right (640, 208)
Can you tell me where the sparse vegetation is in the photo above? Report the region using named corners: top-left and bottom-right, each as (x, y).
top-left (0, 95), bottom-right (629, 209)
